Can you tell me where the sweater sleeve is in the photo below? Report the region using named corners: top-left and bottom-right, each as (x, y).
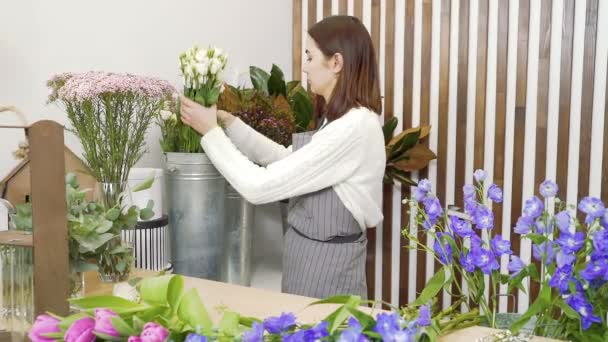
top-left (224, 118), bottom-right (292, 166)
top-left (200, 115), bottom-right (363, 205)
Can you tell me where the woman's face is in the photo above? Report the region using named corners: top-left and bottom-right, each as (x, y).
top-left (303, 35), bottom-right (340, 101)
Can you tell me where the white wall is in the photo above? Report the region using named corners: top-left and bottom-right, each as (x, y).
top-left (0, 0), bottom-right (290, 290)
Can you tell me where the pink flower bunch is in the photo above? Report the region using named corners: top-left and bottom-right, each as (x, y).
top-left (48, 71), bottom-right (175, 103)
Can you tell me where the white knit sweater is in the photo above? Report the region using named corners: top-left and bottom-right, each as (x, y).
top-left (200, 106), bottom-right (386, 230)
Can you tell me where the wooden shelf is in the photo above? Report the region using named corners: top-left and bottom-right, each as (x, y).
top-left (0, 230), bottom-right (33, 248)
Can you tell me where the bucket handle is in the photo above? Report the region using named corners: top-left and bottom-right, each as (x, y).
top-left (167, 167), bottom-right (178, 174)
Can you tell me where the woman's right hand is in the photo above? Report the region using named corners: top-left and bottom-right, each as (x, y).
top-left (218, 110), bottom-right (236, 128)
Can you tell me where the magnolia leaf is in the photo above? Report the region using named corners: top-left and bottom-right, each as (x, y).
top-left (391, 144), bottom-right (437, 172)
top-left (268, 64), bottom-right (287, 97)
top-left (413, 266), bottom-right (446, 306)
top-left (382, 117), bottom-right (399, 144)
top-left (249, 66), bottom-right (270, 95)
top-left (387, 125), bottom-right (430, 152)
top-left (290, 91), bottom-right (313, 132)
top-left (177, 289), bottom-right (213, 335)
top-left (218, 311), bottom-right (240, 337)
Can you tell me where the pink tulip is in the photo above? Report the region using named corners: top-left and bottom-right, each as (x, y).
top-left (140, 322), bottom-right (169, 342)
top-left (94, 308), bottom-right (121, 337)
top-left (64, 317), bottom-right (96, 342)
top-left (28, 314), bottom-right (61, 342)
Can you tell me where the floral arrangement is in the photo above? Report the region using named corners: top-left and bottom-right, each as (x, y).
top-left (47, 71), bottom-right (174, 205)
top-left (157, 45), bottom-right (228, 153)
top-left (405, 170), bottom-right (608, 341)
top-left (9, 173), bottom-right (154, 285)
top-left (28, 274), bottom-right (434, 342)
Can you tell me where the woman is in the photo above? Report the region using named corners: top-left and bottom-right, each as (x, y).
top-left (180, 15), bottom-right (385, 299)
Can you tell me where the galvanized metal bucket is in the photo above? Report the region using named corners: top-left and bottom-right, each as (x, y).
top-left (223, 183), bottom-right (254, 286)
top-left (164, 152), bottom-right (226, 280)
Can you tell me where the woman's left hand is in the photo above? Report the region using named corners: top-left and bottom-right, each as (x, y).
top-left (180, 96), bottom-right (218, 135)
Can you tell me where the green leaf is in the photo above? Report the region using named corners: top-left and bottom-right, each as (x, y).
top-left (41, 332), bottom-right (64, 339)
top-left (95, 219), bottom-right (114, 234)
top-left (309, 295), bottom-right (356, 306)
top-left (93, 332), bottom-right (123, 341)
top-left (268, 64), bottom-right (287, 97)
top-left (390, 129), bottom-right (421, 157)
top-left (177, 289), bottom-right (213, 335)
top-left (323, 296), bottom-right (360, 334)
top-left (511, 285), bottom-right (551, 333)
top-left (58, 312), bottom-right (91, 330)
top-left (286, 80), bottom-right (300, 95)
top-left (139, 275), bottom-right (174, 306)
top-left (526, 233), bottom-right (548, 246)
top-left (382, 117), bottom-right (399, 144)
top-left (290, 91), bottom-right (313, 132)
top-left (345, 307), bottom-right (375, 329)
top-left (111, 316), bottom-right (136, 336)
top-left (106, 208), bottom-right (121, 221)
top-left (168, 275), bottom-right (185, 313)
top-left (412, 266), bottom-right (446, 306)
top-left (65, 173), bottom-right (78, 188)
top-left (556, 299), bottom-right (579, 320)
top-left (249, 66), bottom-right (270, 95)
top-left (69, 296), bottom-right (148, 313)
top-left (132, 174), bottom-right (155, 193)
top-left (139, 208), bottom-right (154, 221)
top-left (218, 311), bottom-right (240, 337)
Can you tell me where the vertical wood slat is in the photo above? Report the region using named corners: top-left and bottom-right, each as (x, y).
top-left (382, 0), bottom-right (395, 307)
top-left (354, 0), bottom-right (363, 20)
top-left (323, 0), bottom-right (332, 18)
top-left (603, 65), bottom-right (608, 201)
top-left (293, 0), bottom-right (303, 80)
top-left (400, 0), bottom-right (415, 306)
top-left (556, 0), bottom-right (576, 204)
top-left (474, 0), bottom-right (489, 172)
top-left (338, 0), bottom-right (348, 15)
top-left (530, 0), bottom-right (553, 303)
top-left (577, 0), bottom-right (599, 208)
top-left (508, 0), bottom-right (530, 313)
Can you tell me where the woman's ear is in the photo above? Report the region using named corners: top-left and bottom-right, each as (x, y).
top-left (331, 53), bottom-right (344, 75)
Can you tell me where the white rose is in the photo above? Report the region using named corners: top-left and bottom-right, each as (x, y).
top-left (160, 110), bottom-right (173, 121)
top-left (210, 58), bottom-right (222, 75)
top-left (195, 50), bottom-right (206, 62)
top-left (213, 48), bottom-right (223, 58)
top-left (196, 62), bottom-right (209, 76)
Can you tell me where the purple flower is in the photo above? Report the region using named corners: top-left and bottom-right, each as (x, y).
top-left (463, 184), bottom-right (476, 200)
top-left (555, 250), bottom-right (576, 268)
top-left (593, 229), bottom-right (608, 256)
top-left (413, 179), bottom-right (432, 202)
top-left (508, 255), bottom-right (525, 277)
top-left (522, 196), bottom-right (544, 220)
top-left (433, 234), bottom-right (453, 264)
top-left (28, 314), bottom-right (61, 342)
top-left (94, 309), bottom-right (120, 338)
top-left (373, 313), bottom-right (405, 341)
top-left (450, 216), bottom-right (474, 238)
top-left (460, 252), bottom-right (476, 273)
top-left (549, 265), bottom-right (575, 294)
top-left (473, 169), bottom-right (487, 182)
top-left (554, 211), bottom-right (571, 233)
top-left (491, 235), bottom-right (512, 256)
top-left (338, 318), bottom-right (366, 342)
top-left (263, 313), bottom-right (296, 334)
top-left (578, 197), bottom-right (606, 224)
top-left (423, 196), bottom-right (443, 221)
top-left (418, 179), bottom-right (432, 192)
top-left (556, 232), bottom-right (585, 254)
top-left (417, 304), bottom-right (431, 327)
top-left (539, 180), bottom-right (558, 198)
top-left (473, 206), bottom-right (494, 230)
top-left (242, 323), bottom-right (264, 342)
top-left (464, 199), bottom-right (479, 217)
top-left (184, 333), bottom-right (208, 342)
top-left (580, 258), bottom-right (608, 282)
top-left (470, 234), bottom-right (482, 249)
top-left (472, 246), bottom-right (500, 274)
top-left (487, 184), bottom-right (503, 203)
top-left (565, 293), bottom-right (603, 330)
top-left (532, 242), bottom-right (555, 264)
top-left (64, 317), bottom-right (96, 342)
top-left (140, 322), bottom-right (169, 342)
top-left (514, 216), bottom-right (533, 235)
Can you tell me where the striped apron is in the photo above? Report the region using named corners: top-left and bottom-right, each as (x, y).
top-left (281, 131), bottom-right (368, 299)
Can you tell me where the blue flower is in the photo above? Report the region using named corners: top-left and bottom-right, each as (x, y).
top-left (282, 330), bottom-right (306, 342)
top-left (491, 235), bottom-right (512, 256)
top-left (473, 206), bottom-right (494, 230)
top-left (423, 196), bottom-right (443, 221)
top-left (460, 252), bottom-right (476, 273)
top-left (487, 184), bottom-right (503, 203)
top-left (337, 318), bottom-right (367, 342)
top-left (556, 232), bottom-right (585, 254)
top-left (554, 211), bottom-right (571, 233)
top-left (471, 246), bottom-right (500, 274)
top-left (508, 255), bottom-right (525, 277)
top-left (464, 199), bottom-right (479, 217)
top-left (185, 333), bottom-right (208, 342)
top-left (580, 258), bottom-right (608, 282)
top-left (473, 169), bottom-right (487, 182)
top-left (450, 216), bottom-right (474, 238)
top-left (532, 242), bottom-right (555, 264)
top-left (534, 218), bottom-right (552, 234)
top-left (522, 196), bottom-right (544, 220)
top-left (565, 292), bottom-right (603, 330)
top-left (539, 180), bottom-right (558, 198)
top-left (433, 233), bottom-right (453, 264)
top-left (470, 234), bottom-right (482, 249)
top-left (416, 304), bottom-right (431, 327)
top-left (463, 184), bottom-right (476, 200)
top-left (514, 216), bottom-right (533, 235)
top-left (263, 312), bottom-right (296, 334)
top-left (555, 250), bottom-right (576, 268)
top-left (282, 322), bottom-right (328, 342)
top-left (549, 265), bottom-right (575, 294)
top-left (418, 179), bottom-right (432, 192)
top-left (373, 313), bottom-right (404, 341)
top-left (592, 229), bottom-right (608, 256)
top-left (578, 197), bottom-right (606, 224)
top-left (242, 322), bottom-right (264, 342)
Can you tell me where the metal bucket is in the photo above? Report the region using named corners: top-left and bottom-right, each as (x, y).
top-left (164, 152), bottom-right (226, 280)
top-left (223, 183), bottom-right (254, 286)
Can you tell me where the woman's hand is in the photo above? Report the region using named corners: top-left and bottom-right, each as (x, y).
top-left (180, 96), bottom-right (218, 135)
